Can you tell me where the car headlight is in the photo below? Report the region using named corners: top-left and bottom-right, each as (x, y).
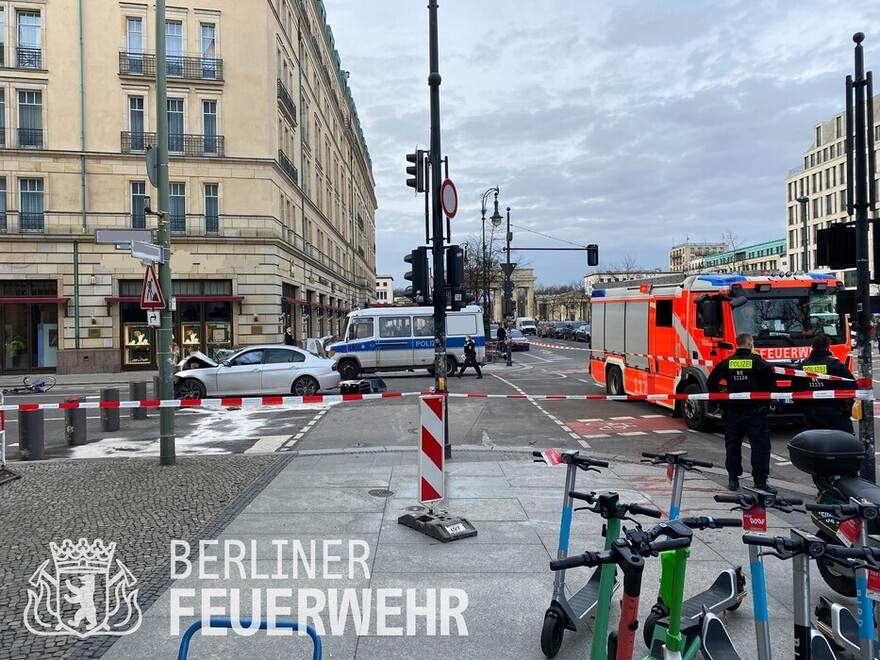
top-left (327, 349), bottom-right (335, 356)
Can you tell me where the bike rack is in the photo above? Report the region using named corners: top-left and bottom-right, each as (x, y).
top-left (177, 617), bottom-right (322, 660)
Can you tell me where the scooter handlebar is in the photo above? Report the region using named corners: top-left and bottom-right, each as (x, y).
top-left (640, 451), bottom-right (712, 469)
top-left (679, 516), bottom-right (742, 530)
top-left (714, 494), bottom-right (748, 504)
top-left (627, 503), bottom-right (663, 519)
top-left (648, 537), bottom-right (692, 554)
top-left (568, 490), bottom-right (596, 503)
top-left (549, 550), bottom-right (610, 571)
top-left (806, 503), bottom-right (862, 518)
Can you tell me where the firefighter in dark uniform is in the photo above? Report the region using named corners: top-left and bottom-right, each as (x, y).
top-left (795, 334), bottom-right (855, 433)
top-left (707, 332), bottom-right (776, 492)
top-left (457, 335), bottom-right (483, 379)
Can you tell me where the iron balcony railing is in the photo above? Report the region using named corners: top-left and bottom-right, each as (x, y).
top-left (0, 128), bottom-right (45, 149)
top-left (277, 79), bottom-right (297, 124)
top-left (278, 150), bottom-right (299, 184)
top-left (121, 131), bottom-right (224, 156)
top-left (0, 45), bottom-right (5, 67)
top-left (118, 51), bottom-right (224, 82)
top-left (16, 46), bottom-right (41, 69)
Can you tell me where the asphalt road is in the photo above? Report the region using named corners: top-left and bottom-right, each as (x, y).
top-left (2, 338), bottom-right (877, 497)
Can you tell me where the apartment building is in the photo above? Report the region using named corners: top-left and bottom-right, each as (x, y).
top-left (375, 275), bottom-right (393, 303)
top-left (784, 96), bottom-right (880, 284)
top-left (701, 238), bottom-right (787, 274)
top-left (668, 242), bottom-right (728, 272)
top-left (0, 0), bottom-right (377, 373)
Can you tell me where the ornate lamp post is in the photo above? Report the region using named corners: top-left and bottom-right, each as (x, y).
top-left (480, 187), bottom-right (503, 338)
top-left (796, 195), bottom-right (810, 271)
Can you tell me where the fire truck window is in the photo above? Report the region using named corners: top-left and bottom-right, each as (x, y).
top-left (656, 300), bottom-right (673, 327)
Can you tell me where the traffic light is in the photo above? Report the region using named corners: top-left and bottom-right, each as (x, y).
top-left (446, 245), bottom-right (466, 311)
top-left (405, 149), bottom-right (426, 192)
top-left (404, 247), bottom-right (430, 304)
top-left (586, 244), bottom-right (599, 267)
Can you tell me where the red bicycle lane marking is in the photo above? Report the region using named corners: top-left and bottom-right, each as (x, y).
top-left (568, 415), bottom-right (688, 435)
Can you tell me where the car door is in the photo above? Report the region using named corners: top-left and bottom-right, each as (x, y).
top-left (214, 348), bottom-right (265, 395)
top-left (376, 315), bottom-right (413, 369)
top-left (261, 347), bottom-right (306, 393)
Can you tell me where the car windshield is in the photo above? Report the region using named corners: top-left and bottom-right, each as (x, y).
top-left (511, 330), bottom-right (525, 338)
top-left (731, 293), bottom-right (843, 346)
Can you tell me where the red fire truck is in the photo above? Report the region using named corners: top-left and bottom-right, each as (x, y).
top-left (589, 273), bottom-right (852, 431)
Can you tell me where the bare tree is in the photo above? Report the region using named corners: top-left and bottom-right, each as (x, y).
top-left (601, 253), bottom-right (644, 273)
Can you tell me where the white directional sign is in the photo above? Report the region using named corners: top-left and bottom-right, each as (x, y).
top-left (140, 264), bottom-right (166, 310)
top-left (131, 240), bottom-right (163, 263)
top-left (95, 228), bottom-right (153, 245)
top-left (146, 310), bottom-right (160, 327)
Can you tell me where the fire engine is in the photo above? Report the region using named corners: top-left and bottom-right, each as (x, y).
top-left (589, 272), bottom-right (851, 431)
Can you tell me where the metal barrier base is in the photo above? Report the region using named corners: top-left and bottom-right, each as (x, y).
top-left (0, 467), bottom-right (21, 486)
top-left (398, 509), bottom-right (478, 542)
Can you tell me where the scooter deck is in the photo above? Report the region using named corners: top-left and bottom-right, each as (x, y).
top-left (700, 612), bottom-right (741, 660)
top-left (562, 566), bottom-right (617, 629)
top-left (678, 569), bottom-right (743, 629)
top-left (815, 596), bottom-right (860, 655)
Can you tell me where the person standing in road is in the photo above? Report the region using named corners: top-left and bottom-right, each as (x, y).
top-left (707, 332), bottom-right (776, 492)
top-left (795, 334), bottom-right (855, 433)
top-left (457, 335), bottom-right (483, 379)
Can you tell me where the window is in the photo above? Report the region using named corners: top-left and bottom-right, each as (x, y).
top-left (126, 17), bottom-right (143, 74)
top-left (815, 126), bottom-right (822, 147)
top-left (19, 178), bottom-right (44, 232)
top-left (131, 181), bottom-right (146, 229)
top-left (413, 316), bottom-right (434, 337)
top-left (165, 21), bottom-right (183, 76)
top-left (231, 349), bottom-right (264, 366)
top-left (16, 11), bottom-right (41, 69)
top-left (0, 89), bottom-right (5, 148)
top-left (379, 316), bottom-right (411, 338)
top-left (347, 317), bottom-right (373, 340)
top-left (202, 100), bottom-right (217, 154)
top-left (200, 24), bottom-right (216, 79)
top-left (170, 182), bottom-right (185, 233)
top-left (17, 90), bottom-right (42, 148)
top-left (265, 348), bottom-right (305, 364)
top-left (204, 183), bottom-right (218, 235)
top-left (129, 96), bottom-right (145, 150)
top-left (0, 10), bottom-right (5, 68)
top-left (836, 115), bottom-right (843, 138)
top-left (167, 98), bottom-right (184, 152)
top-left (0, 178), bottom-right (6, 232)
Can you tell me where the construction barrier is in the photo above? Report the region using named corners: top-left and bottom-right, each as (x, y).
top-left (419, 395), bottom-right (445, 504)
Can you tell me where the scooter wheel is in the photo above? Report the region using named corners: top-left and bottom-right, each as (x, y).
top-left (643, 608), bottom-right (664, 648)
top-left (816, 555), bottom-right (856, 597)
top-left (540, 606), bottom-right (566, 658)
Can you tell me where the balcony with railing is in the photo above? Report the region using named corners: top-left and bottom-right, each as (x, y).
top-left (16, 46), bottom-right (41, 69)
top-left (121, 131), bottom-right (224, 156)
top-left (118, 51), bottom-right (224, 82)
top-left (0, 128), bottom-right (45, 149)
top-left (0, 45), bottom-right (5, 68)
top-left (278, 150), bottom-right (299, 184)
top-left (277, 79), bottom-right (297, 124)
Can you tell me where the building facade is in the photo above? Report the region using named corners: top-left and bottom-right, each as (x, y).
top-left (375, 275), bottom-right (393, 303)
top-left (668, 242), bottom-right (728, 272)
top-left (784, 95), bottom-right (880, 282)
top-left (0, 0), bottom-right (377, 373)
top-left (700, 239), bottom-right (787, 274)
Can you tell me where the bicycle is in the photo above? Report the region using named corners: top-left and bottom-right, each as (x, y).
top-left (1, 375), bottom-right (57, 395)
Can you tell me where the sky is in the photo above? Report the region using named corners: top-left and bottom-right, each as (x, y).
top-left (322, 1), bottom-right (880, 288)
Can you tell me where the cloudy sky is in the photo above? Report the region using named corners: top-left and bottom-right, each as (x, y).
top-left (323, 1), bottom-right (878, 287)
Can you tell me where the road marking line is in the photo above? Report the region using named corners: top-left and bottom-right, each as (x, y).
top-left (610, 416), bottom-right (635, 420)
top-left (244, 435), bottom-right (291, 454)
top-left (654, 429), bottom-right (682, 434)
top-left (776, 461), bottom-right (792, 466)
top-left (582, 434), bottom-right (612, 439)
top-left (619, 431), bottom-right (648, 436)
top-left (569, 432), bottom-right (581, 439)
top-left (640, 414), bottom-right (665, 418)
top-left (578, 439), bottom-right (592, 449)
top-left (577, 418), bottom-right (603, 422)
top-left (561, 425), bottom-right (574, 432)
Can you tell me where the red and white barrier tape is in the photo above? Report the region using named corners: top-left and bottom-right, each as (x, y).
top-left (0, 388), bottom-right (872, 412)
top-left (530, 341), bottom-right (855, 382)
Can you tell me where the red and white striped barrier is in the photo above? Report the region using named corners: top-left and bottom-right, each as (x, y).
top-left (530, 341), bottom-right (855, 382)
top-left (419, 395), bottom-right (445, 504)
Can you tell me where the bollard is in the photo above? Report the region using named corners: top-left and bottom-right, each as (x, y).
top-left (130, 380), bottom-right (147, 420)
top-left (65, 398), bottom-right (87, 446)
top-left (101, 388), bottom-right (120, 432)
top-left (153, 375), bottom-right (160, 400)
top-left (19, 409), bottom-right (44, 460)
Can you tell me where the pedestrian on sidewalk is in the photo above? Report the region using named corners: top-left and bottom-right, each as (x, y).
top-left (457, 335), bottom-right (483, 379)
top-left (283, 327), bottom-right (295, 346)
top-left (707, 332), bottom-right (776, 492)
top-left (796, 334), bottom-right (855, 433)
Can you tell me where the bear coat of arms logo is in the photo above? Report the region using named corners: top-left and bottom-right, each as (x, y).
top-left (23, 538), bottom-right (142, 638)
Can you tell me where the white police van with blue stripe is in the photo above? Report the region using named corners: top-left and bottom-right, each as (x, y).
top-left (329, 305), bottom-right (485, 380)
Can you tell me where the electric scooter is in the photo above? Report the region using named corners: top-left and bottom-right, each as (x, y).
top-left (553, 491), bottom-right (664, 660)
top-left (810, 499), bottom-right (878, 659)
top-left (702, 487), bottom-right (804, 660)
top-left (534, 449), bottom-right (610, 657)
top-left (640, 451), bottom-right (747, 655)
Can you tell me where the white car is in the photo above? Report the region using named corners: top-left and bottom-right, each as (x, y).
top-left (174, 345), bottom-right (340, 399)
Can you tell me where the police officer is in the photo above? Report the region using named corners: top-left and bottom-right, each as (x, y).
top-left (457, 335), bottom-right (483, 379)
top-left (707, 332), bottom-right (776, 492)
top-left (796, 334), bottom-right (855, 433)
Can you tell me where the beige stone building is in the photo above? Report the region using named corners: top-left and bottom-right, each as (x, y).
top-left (668, 242), bottom-right (728, 272)
top-left (0, 0), bottom-right (376, 373)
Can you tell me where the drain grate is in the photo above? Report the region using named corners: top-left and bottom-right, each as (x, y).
top-left (368, 488), bottom-right (395, 498)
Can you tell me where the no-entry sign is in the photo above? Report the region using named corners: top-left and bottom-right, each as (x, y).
top-left (440, 179), bottom-right (458, 219)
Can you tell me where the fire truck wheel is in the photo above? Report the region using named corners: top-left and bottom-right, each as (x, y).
top-left (606, 366), bottom-right (624, 396)
top-left (682, 383), bottom-right (711, 431)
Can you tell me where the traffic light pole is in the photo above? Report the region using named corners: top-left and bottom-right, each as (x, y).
top-left (427, 0), bottom-right (450, 458)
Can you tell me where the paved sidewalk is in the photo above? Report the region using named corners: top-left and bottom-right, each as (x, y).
top-left (62, 450), bottom-right (843, 659)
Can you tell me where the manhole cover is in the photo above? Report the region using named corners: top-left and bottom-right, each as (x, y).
top-left (368, 489), bottom-right (395, 498)
top-left (406, 505), bottom-right (426, 512)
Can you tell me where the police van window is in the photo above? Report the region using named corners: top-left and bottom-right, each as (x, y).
top-left (656, 300), bottom-right (673, 327)
top-left (348, 318), bottom-right (374, 340)
top-left (379, 316), bottom-right (412, 338)
top-left (413, 316), bottom-right (434, 336)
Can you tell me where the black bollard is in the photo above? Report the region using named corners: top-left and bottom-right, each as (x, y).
top-left (101, 388), bottom-right (120, 432)
top-left (19, 409), bottom-right (44, 460)
top-left (65, 398), bottom-right (87, 446)
top-left (130, 380), bottom-right (147, 420)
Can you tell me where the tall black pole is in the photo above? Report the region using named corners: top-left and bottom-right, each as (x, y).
top-left (850, 32), bottom-right (875, 482)
top-left (427, 0), bottom-right (450, 458)
top-left (505, 206), bottom-right (513, 366)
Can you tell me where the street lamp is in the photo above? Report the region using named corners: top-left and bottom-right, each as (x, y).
top-left (480, 186), bottom-right (502, 338)
top-left (796, 195), bottom-right (810, 272)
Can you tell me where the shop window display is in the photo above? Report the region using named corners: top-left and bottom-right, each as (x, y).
top-left (124, 324), bottom-right (151, 365)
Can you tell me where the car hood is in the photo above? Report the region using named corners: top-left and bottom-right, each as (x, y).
top-left (177, 351), bottom-right (217, 371)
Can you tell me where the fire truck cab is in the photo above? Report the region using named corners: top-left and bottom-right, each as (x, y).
top-left (589, 273), bottom-right (850, 431)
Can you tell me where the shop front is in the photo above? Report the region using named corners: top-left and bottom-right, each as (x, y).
top-left (0, 280), bottom-right (64, 373)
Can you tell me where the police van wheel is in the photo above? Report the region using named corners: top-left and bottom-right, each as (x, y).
top-left (338, 359), bottom-right (359, 380)
top-left (682, 383), bottom-right (712, 431)
top-left (444, 355), bottom-right (457, 376)
top-left (606, 366), bottom-right (624, 396)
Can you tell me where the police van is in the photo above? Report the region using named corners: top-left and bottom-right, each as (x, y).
top-left (328, 305), bottom-right (485, 380)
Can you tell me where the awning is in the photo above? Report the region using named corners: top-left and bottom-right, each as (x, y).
top-left (106, 295), bottom-right (243, 303)
top-left (0, 297), bottom-right (69, 304)
top-left (283, 298), bottom-right (310, 306)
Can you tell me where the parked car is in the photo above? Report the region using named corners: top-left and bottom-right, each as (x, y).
top-left (509, 329), bottom-right (530, 351)
top-left (574, 324), bottom-right (591, 343)
top-left (174, 345), bottom-right (340, 399)
top-left (553, 321), bottom-right (568, 339)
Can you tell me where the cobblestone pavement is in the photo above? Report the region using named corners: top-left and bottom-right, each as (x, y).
top-left (0, 454), bottom-right (293, 660)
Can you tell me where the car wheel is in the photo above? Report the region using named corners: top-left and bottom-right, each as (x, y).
top-left (338, 359), bottom-right (359, 380)
top-left (177, 379), bottom-right (206, 400)
top-left (606, 366), bottom-right (624, 396)
top-left (292, 376), bottom-right (320, 396)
